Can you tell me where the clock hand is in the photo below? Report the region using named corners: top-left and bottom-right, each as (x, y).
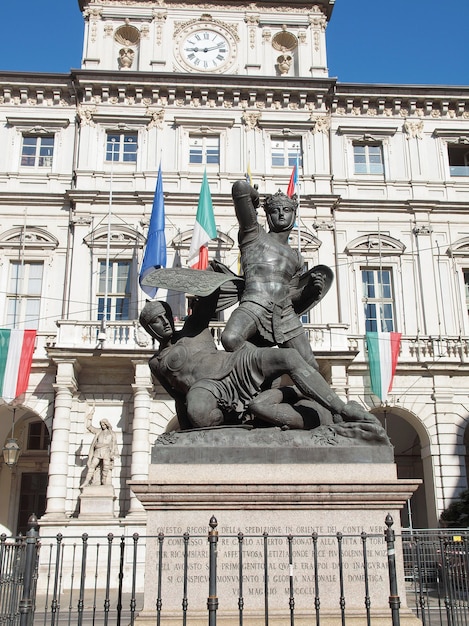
top-left (204, 43), bottom-right (226, 51)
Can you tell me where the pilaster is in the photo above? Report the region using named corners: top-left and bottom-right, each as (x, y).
top-left (128, 360), bottom-right (152, 516)
top-left (42, 359), bottom-right (80, 520)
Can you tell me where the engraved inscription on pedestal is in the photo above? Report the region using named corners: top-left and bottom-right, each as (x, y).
top-left (142, 511), bottom-right (392, 615)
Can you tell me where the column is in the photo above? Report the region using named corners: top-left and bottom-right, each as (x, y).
top-left (128, 360), bottom-right (152, 515)
top-left (43, 359), bottom-right (79, 519)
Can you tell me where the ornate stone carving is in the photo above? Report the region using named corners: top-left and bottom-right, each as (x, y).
top-left (83, 7), bottom-right (102, 19)
top-left (115, 24), bottom-right (140, 45)
top-left (404, 120), bottom-right (424, 140)
top-left (83, 7), bottom-right (102, 43)
top-left (104, 23), bottom-right (114, 37)
top-left (153, 10), bottom-right (167, 44)
top-left (0, 227), bottom-right (59, 250)
top-left (310, 114), bottom-right (331, 134)
top-left (78, 106), bottom-right (97, 126)
top-left (242, 110), bottom-right (261, 130)
top-left (309, 14), bottom-right (327, 31)
top-left (118, 47), bottom-right (135, 69)
top-left (277, 54), bottom-right (292, 75)
top-left (174, 16), bottom-right (239, 41)
top-left (147, 108), bottom-right (165, 129)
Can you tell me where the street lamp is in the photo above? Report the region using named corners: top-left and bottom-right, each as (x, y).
top-left (2, 408), bottom-right (21, 469)
top-left (2, 437), bottom-right (21, 468)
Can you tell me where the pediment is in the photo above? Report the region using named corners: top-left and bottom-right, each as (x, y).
top-left (345, 234), bottom-right (405, 256)
top-left (447, 237), bottom-right (469, 257)
top-left (171, 230), bottom-right (234, 252)
top-left (83, 225), bottom-right (145, 249)
top-left (0, 227), bottom-right (58, 250)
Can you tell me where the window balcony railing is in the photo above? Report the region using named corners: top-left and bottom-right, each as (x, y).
top-left (46, 320), bottom-right (469, 365)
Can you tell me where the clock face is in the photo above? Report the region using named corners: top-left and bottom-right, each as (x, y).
top-left (176, 24), bottom-right (237, 73)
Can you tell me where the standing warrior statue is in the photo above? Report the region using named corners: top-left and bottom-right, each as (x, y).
top-left (222, 180), bottom-right (328, 370)
top-left (81, 407), bottom-right (118, 487)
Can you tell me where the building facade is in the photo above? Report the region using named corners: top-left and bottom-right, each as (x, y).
top-left (1, 0), bottom-right (469, 536)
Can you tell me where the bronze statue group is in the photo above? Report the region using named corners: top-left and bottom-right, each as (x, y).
top-left (140, 181), bottom-right (387, 442)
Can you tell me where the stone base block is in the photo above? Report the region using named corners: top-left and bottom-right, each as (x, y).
top-left (130, 455), bottom-right (420, 624)
top-left (78, 484), bottom-right (116, 518)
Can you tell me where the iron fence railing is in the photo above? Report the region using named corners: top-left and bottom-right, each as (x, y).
top-left (3, 517), bottom-right (469, 626)
top-left (402, 528), bottom-right (469, 626)
top-left (0, 517), bottom-right (39, 626)
top-left (2, 515), bottom-right (405, 626)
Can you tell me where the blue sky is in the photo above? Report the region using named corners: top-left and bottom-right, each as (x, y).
top-left (2, 0), bottom-right (468, 86)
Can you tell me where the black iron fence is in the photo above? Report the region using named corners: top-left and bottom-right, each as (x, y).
top-left (0, 516), bottom-right (39, 626)
top-left (402, 528), bottom-right (468, 626)
top-left (1, 516), bottom-right (468, 626)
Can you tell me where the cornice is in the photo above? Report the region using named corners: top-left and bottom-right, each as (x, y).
top-left (2, 70), bottom-right (469, 119)
top-left (78, 0), bottom-right (335, 20)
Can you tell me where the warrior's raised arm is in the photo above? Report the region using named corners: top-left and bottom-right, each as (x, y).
top-left (231, 180), bottom-right (260, 236)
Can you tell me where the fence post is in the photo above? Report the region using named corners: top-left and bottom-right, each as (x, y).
top-left (207, 516), bottom-right (219, 626)
top-left (19, 513), bottom-right (39, 626)
top-left (385, 514), bottom-right (401, 626)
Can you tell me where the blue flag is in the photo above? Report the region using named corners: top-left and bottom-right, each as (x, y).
top-left (139, 163), bottom-right (166, 297)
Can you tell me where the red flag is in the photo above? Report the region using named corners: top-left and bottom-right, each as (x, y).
top-left (287, 164), bottom-right (298, 198)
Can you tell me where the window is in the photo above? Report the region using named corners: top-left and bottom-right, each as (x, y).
top-left (448, 144), bottom-right (469, 176)
top-left (271, 138), bottom-right (302, 167)
top-left (189, 135), bottom-right (220, 165)
top-left (7, 261), bottom-right (43, 329)
top-left (97, 260), bottom-right (131, 321)
top-left (17, 473), bottom-right (48, 535)
top-left (362, 268), bottom-right (395, 332)
top-left (106, 132), bottom-right (138, 162)
top-left (27, 421), bottom-right (50, 451)
top-left (21, 135), bottom-right (54, 167)
top-left (353, 143), bottom-right (384, 175)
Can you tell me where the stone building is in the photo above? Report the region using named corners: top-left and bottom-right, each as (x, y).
top-left (1, 0), bottom-right (468, 537)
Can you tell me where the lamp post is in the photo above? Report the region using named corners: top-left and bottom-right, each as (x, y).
top-left (2, 408), bottom-right (21, 468)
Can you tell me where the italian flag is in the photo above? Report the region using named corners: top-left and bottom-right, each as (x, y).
top-left (366, 331), bottom-right (401, 403)
top-left (188, 170), bottom-right (217, 270)
top-left (0, 329), bottom-right (37, 404)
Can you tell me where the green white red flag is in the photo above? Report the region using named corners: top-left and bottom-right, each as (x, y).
top-left (0, 329), bottom-right (36, 404)
top-left (188, 170), bottom-right (217, 270)
top-left (366, 331), bottom-right (401, 403)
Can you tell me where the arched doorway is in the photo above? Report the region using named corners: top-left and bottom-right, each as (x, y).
top-left (374, 407), bottom-right (432, 528)
top-left (0, 408), bottom-right (50, 535)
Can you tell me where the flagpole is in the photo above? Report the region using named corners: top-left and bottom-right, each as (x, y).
top-left (378, 217), bottom-right (383, 331)
top-left (296, 152), bottom-right (301, 256)
top-left (12, 208), bottom-right (28, 329)
top-left (101, 138), bottom-right (116, 343)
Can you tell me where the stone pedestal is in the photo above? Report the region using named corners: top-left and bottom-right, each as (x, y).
top-left (79, 484), bottom-right (116, 518)
top-left (130, 427), bottom-right (421, 626)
